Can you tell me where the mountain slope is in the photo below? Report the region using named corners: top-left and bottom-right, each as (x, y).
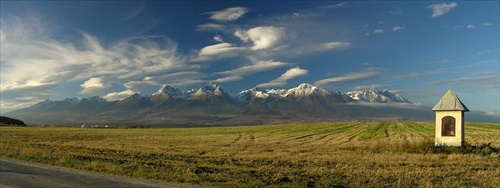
top-left (5, 83), bottom-right (451, 125)
top-left (150, 85), bottom-right (187, 104)
top-left (188, 82), bottom-right (233, 104)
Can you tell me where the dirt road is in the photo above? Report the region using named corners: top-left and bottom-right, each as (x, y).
top-left (0, 158), bottom-right (187, 188)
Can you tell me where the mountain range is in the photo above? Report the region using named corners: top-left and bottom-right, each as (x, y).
top-left (5, 83), bottom-right (496, 126)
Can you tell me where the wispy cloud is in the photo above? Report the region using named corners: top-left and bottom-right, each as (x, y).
top-left (428, 2), bottom-right (458, 18)
top-left (122, 71), bottom-right (208, 92)
top-left (213, 35), bottom-right (224, 43)
top-left (477, 50), bottom-right (491, 55)
top-left (373, 28), bottom-right (384, 33)
top-left (322, 2), bottom-right (348, 9)
top-left (257, 67), bottom-right (308, 88)
top-left (392, 26), bottom-right (405, 32)
top-left (322, 42), bottom-right (350, 50)
top-left (217, 60), bottom-right (290, 76)
top-left (205, 7), bottom-right (248, 22)
top-left (213, 75), bottom-right (244, 83)
top-left (394, 72), bottom-right (423, 79)
top-left (466, 25), bottom-right (476, 29)
top-left (195, 23), bottom-right (227, 31)
top-left (0, 15), bottom-right (192, 108)
top-left (426, 72), bottom-right (499, 89)
top-left (314, 68), bottom-right (385, 87)
top-left (213, 60), bottom-right (291, 84)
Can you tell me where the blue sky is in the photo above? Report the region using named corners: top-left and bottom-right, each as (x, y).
top-left (1, 1), bottom-right (499, 116)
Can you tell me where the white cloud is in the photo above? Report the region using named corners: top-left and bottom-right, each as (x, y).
top-left (1, 26), bottom-right (184, 93)
top-left (314, 68), bottom-right (385, 87)
top-left (322, 42), bottom-right (350, 50)
top-left (102, 90), bottom-right (135, 101)
top-left (213, 35), bottom-right (224, 42)
top-left (206, 7), bottom-right (248, 22)
top-left (292, 13), bottom-right (305, 18)
top-left (396, 72), bottom-right (423, 79)
top-left (193, 42), bottom-right (246, 62)
top-left (482, 22), bottom-right (492, 26)
top-left (195, 23), bottom-right (227, 31)
top-left (257, 67), bottom-right (308, 88)
top-left (235, 26), bottom-right (286, 50)
top-left (122, 71), bottom-right (208, 92)
top-left (374, 28), bottom-right (384, 33)
top-left (0, 92), bottom-right (57, 113)
top-left (0, 15), bottom-right (189, 111)
top-left (323, 2), bottom-right (348, 9)
top-left (466, 25), bottom-right (476, 29)
top-left (213, 75), bottom-right (244, 83)
top-left (0, 30), bottom-right (5, 44)
top-left (428, 2), bottom-right (458, 18)
top-left (198, 43), bottom-right (244, 56)
top-left (485, 111), bottom-right (499, 117)
top-left (79, 77), bottom-right (111, 95)
top-left (392, 26), bottom-right (405, 32)
top-left (477, 50), bottom-right (491, 55)
top-left (213, 60), bottom-right (291, 84)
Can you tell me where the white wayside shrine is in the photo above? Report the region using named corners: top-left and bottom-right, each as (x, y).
top-left (432, 89), bottom-right (469, 147)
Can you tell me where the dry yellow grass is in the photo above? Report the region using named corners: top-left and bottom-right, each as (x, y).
top-left (0, 122), bottom-right (499, 187)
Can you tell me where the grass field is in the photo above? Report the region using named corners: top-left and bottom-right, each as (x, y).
top-left (1, 122), bottom-right (499, 187)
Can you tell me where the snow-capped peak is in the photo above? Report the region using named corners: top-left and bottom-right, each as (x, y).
top-left (235, 87), bottom-right (272, 103)
top-left (153, 85), bottom-right (186, 99)
top-left (346, 88), bottom-right (410, 103)
top-left (195, 82), bottom-right (227, 96)
top-left (287, 83), bottom-right (320, 97)
top-left (186, 82), bottom-right (233, 103)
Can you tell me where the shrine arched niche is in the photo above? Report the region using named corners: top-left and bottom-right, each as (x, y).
top-left (441, 116), bottom-right (456, 136)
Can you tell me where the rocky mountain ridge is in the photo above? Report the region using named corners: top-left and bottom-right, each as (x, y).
top-left (5, 83), bottom-right (433, 126)
top-left (21, 83), bottom-right (411, 109)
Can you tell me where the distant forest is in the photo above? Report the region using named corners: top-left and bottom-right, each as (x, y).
top-left (0, 116), bottom-right (26, 126)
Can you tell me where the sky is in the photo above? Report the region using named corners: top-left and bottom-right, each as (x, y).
top-left (1, 1), bottom-right (499, 116)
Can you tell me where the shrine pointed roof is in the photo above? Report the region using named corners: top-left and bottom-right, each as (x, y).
top-left (432, 89), bottom-right (469, 111)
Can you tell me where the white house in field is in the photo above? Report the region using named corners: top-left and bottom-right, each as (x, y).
top-left (432, 89), bottom-right (469, 147)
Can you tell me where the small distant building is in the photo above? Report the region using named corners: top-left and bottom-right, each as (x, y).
top-left (432, 89), bottom-right (469, 147)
